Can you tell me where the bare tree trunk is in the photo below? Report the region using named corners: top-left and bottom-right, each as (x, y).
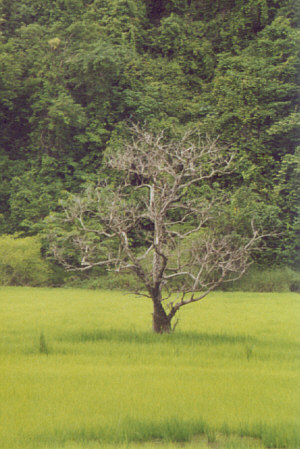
top-left (152, 299), bottom-right (171, 333)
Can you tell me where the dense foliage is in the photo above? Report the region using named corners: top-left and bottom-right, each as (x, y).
top-left (0, 234), bottom-right (50, 285)
top-left (0, 0), bottom-right (299, 275)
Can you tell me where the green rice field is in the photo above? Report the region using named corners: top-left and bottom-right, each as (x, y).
top-left (0, 287), bottom-right (299, 449)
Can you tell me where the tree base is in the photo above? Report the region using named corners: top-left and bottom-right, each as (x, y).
top-left (152, 308), bottom-right (172, 334)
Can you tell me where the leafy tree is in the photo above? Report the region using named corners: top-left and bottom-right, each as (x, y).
top-left (8, 156), bottom-right (67, 233)
top-left (48, 126), bottom-right (270, 332)
top-left (202, 16), bottom-right (299, 265)
top-left (0, 234), bottom-right (50, 286)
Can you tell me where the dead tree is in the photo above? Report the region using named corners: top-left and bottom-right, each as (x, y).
top-left (49, 125), bottom-right (268, 333)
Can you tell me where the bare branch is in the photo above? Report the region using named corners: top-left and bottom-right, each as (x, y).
top-left (48, 125), bottom-right (274, 333)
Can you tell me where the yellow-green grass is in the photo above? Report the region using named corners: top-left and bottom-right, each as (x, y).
top-left (0, 287), bottom-right (299, 449)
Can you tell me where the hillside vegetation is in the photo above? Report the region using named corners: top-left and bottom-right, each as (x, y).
top-left (0, 0), bottom-right (299, 283)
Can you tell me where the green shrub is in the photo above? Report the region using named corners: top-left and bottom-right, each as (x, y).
top-left (223, 266), bottom-right (300, 292)
top-left (65, 264), bottom-right (300, 293)
top-left (65, 270), bottom-right (143, 291)
top-left (0, 234), bottom-right (50, 286)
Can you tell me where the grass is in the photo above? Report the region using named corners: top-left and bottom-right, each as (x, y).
top-left (0, 287), bottom-right (299, 449)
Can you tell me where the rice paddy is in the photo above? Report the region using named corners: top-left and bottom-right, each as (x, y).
top-left (0, 287), bottom-right (299, 448)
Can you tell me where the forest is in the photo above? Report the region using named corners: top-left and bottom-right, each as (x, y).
top-left (0, 0), bottom-right (299, 287)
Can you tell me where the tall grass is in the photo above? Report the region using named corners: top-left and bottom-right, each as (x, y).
top-left (0, 287), bottom-right (299, 449)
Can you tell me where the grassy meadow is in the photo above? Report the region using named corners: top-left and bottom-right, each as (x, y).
top-left (0, 287), bottom-right (299, 449)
